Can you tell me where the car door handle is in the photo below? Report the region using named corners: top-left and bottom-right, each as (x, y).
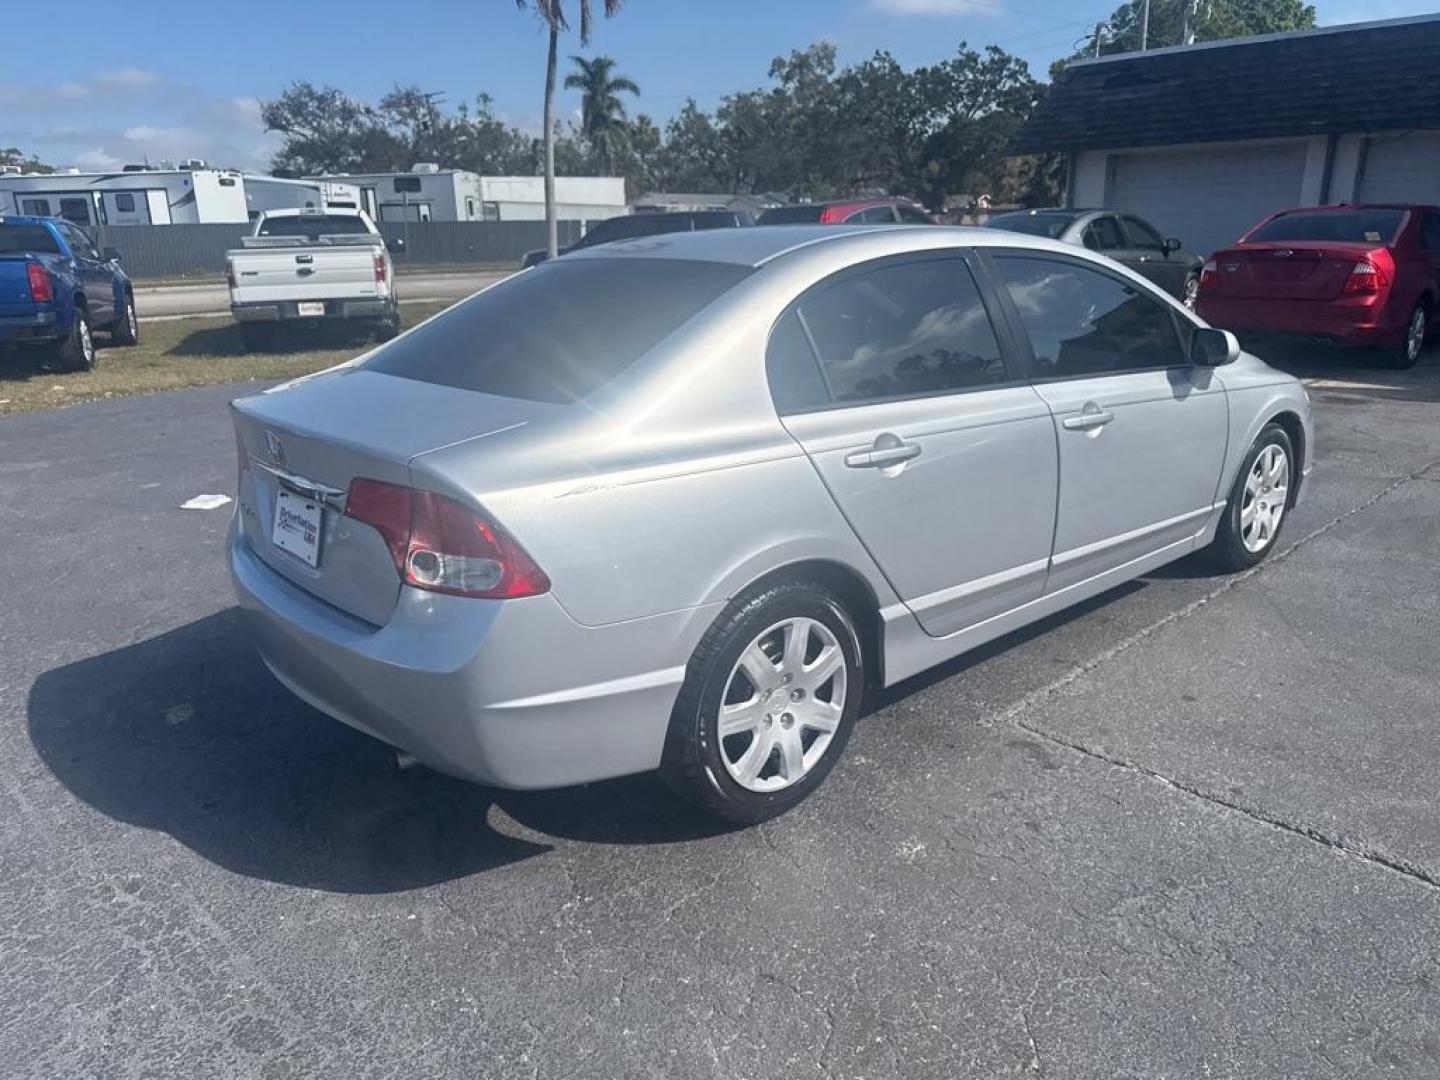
top-left (845, 442), bottom-right (922, 469)
top-left (1062, 410), bottom-right (1114, 431)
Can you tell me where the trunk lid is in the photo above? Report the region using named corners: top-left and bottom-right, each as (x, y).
top-left (0, 256), bottom-right (37, 314)
top-left (229, 243), bottom-right (382, 304)
top-left (233, 368), bottom-right (559, 625)
top-left (1210, 241), bottom-right (1385, 301)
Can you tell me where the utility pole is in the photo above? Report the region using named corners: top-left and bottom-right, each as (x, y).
top-left (1093, 21), bottom-right (1105, 57)
top-left (1140, 0), bottom-right (1151, 50)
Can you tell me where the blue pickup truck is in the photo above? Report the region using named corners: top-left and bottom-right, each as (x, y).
top-left (0, 216), bottom-right (138, 371)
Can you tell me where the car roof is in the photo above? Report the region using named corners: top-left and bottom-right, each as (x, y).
top-left (1270, 203), bottom-right (1438, 213)
top-left (0, 215), bottom-right (58, 227)
top-left (566, 223), bottom-right (1078, 269)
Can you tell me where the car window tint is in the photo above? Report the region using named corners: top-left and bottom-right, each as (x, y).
top-left (766, 310), bottom-right (831, 413)
top-left (0, 226), bottom-right (61, 254)
top-left (995, 255), bottom-right (1188, 378)
top-left (1084, 216), bottom-right (1125, 251)
top-left (1422, 213), bottom-right (1440, 252)
top-left (796, 258), bottom-right (1008, 405)
top-left (856, 205), bottom-right (898, 223)
top-left (990, 212), bottom-right (1075, 240)
top-left (363, 258), bottom-right (751, 404)
top-left (757, 205), bottom-right (825, 225)
top-left (898, 207), bottom-right (932, 224)
top-left (1121, 215), bottom-right (1165, 251)
top-left (1247, 208), bottom-right (1405, 244)
top-left (257, 215), bottom-right (371, 239)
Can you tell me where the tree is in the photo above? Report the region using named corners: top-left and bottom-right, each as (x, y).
top-left (564, 55), bottom-right (640, 175)
top-left (513, 0), bottom-right (624, 260)
top-left (0, 147), bottom-right (54, 174)
top-left (1078, 0), bottom-right (1315, 59)
top-left (262, 82), bottom-right (403, 176)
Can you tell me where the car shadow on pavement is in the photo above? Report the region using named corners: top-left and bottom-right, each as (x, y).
top-left (165, 322), bottom-right (375, 357)
top-left (26, 608), bottom-right (732, 895)
top-left (1244, 339), bottom-right (1440, 403)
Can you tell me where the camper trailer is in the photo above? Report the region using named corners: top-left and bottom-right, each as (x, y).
top-left (0, 167), bottom-right (357, 226)
top-left (308, 165), bottom-right (627, 223)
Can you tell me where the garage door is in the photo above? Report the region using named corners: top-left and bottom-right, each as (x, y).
top-left (1358, 131), bottom-right (1440, 204)
top-left (1110, 142), bottom-right (1308, 257)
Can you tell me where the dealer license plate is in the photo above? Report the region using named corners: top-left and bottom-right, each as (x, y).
top-left (297, 301), bottom-right (325, 317)
top-left (272, 488), bottom-right (323, 567)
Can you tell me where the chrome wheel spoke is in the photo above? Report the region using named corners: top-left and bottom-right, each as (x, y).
top-left (803, 644), bottom-right (843, 689)
top-left (782, 618), bottom-right (812, 673)
top-left (718, 698), bottom-right (765, 736)
top-left (803, 699), bottom-right (842, 734)
top-left (738, 642), bottom-right (779, 688)
top-left (777, 730), bottom-right (805, 780)
top-left (734, 731), bottom-right (774, 785)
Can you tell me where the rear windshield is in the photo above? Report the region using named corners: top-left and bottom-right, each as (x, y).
top-left (362, 258), bottom-right (752, 403)
top-left (986, 212), bottom-right (1076, 240)
top-left (0, 225), bottom-right (61, 254)
top-left (255, 215), bottom-right (371, 239)
top-left (1247, 209), bottom-right (1406, 245)
top-left (757, 205), bottom-right (825, 225)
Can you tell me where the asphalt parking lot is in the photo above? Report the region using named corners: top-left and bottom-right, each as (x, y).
top-left (2, 346), bottom-right (1438, 1078)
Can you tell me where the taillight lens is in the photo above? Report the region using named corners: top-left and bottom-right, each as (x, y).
top-left (26, 262), bottom-right (53, 303)
top-left (1199, 258), bottom-right (1217, 291)
top-left (373, 253), bottom-right (386, 284)
top-left (344, 478), bottom-right (549, 599)
top-left (1342, 260), bottom-right (1386, 295)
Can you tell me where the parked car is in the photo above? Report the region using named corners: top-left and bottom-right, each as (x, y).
top-left (1196, 204), bottom-right (1440, 369)
top-left (0, 215), bottom-right (137, 371)
top-left (521, 210), bottom-right (752, 269)
top-left (226, 209), bottom-right (402, 351)
top-left (230, 225), bottom-right (1311, 824)
top-left (985, 208), bottom-right (1204, 305)
top-left (757, 198), bottom-right (933, 226)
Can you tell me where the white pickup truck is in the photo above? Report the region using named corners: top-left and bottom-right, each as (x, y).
top-left (226, 209), bottom-right (403, 350)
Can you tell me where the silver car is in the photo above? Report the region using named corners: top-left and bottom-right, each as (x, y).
top-left (229, 225), bottom-right (1312, 823)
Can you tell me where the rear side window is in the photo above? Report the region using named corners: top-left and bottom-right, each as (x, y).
top-left (363, 258), bottom-right (751, 404)
top-left (0, 226), bottom-right (61, 254)
top-left (855, 206), bottom-right (898, 223)
top-left (766, 311), bottom-right (830, 413)
top-left (1083, 216), bottom-right (1125, 252)
top-left (757, 205), bottom-right (825, 225)
top-left (777, 258), bottom-right (1008, 408)
top-left (1247, 209), bottom-right (1405, 245)
top-left (989, 212), bottom-right (1074, 239)
top-left (994, 255), bottom-right (1188, 378)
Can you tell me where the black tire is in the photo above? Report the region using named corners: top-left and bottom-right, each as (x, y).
top-left (112, 292), bottom-right (139, 346)
top-left (1182, 272), bottom-right (1200, 310)
top-left (659, 578), bottom-right (864, 824)
top-left (1373, 303), bottom-right (1427, 370)
top-left (239, 322), bottom-right (277, 352)
top-left (1206, 422), bottom-right (1295, 572)
top-left (373, 305), bottom-right (401, 343)
top-left (56, 309), bottom-right (96, 372)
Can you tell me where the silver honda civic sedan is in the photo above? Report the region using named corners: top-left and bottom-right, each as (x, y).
top-left (229, 225), bottom-right (1312, 823)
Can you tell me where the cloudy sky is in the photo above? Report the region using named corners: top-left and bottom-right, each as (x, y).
top-left (5, 0), bottom-right (1436, 174)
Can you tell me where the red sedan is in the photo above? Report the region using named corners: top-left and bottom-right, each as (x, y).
top-left (1195, 204), bottom-right (1440, 369)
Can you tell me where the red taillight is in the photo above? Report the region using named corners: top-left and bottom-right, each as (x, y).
top-left (1342, 260), bottom-right (1386, 295)
top-left (819, 206), bottom-right (844, 224)
top-left (344, 478), bottom-right (549, 600)
top-left (1199, 258), bottom-right (1218, 291)
top-left (26, 262), bottom-right (53, 303)
top-left (373, 253), bottom-right (386, 284)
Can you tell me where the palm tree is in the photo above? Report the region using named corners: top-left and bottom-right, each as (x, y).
top-left (564, 55), bottom-right (640, 177)
top-left (514, 0), bottom-right (624, 259)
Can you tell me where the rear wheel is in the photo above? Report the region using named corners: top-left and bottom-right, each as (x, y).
top-left (56, 309), bottom-right (96, 372)
top-left (112, 293), bottom-right (139, 346)
top-left (660, 579), bottom-right (863, 824)
top-left (1182, 272), bottom-right (1200, 310)
top-left (1375, 303), bottom-right (1427, 370)
top-left (1206, 423), bottom-right (1293, 572)
top-left (373, 304), bottom-right (401, 343)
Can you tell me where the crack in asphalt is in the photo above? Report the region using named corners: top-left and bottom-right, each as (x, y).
top-left (989, 461), bottom-right (1440, 894)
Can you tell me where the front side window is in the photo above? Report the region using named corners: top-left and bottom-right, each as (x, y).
top-left (852, 205), bottom-right (898, 223)
top-left (898, 207), bottom-right (932, 225)
top-left (787, 258), bottom-right (1008, 407)
top-left (994, 255), bottom-right (1188, 379)
top-left (1121, 215), bottom-right (1166, 251)
top-left (1083, 216), bottom-right (1125, 252)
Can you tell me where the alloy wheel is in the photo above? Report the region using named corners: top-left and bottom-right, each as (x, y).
top-left (1240, 443), bottom-right (1289, 553)
top-left (79, 319), bottom-right (93, 366)
top-left (1407, 307), bottom-right (1426, 363)
top-left (717, 617), bottom-right (848, 793)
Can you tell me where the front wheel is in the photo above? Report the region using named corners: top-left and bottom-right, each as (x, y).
top-left (1206, 423), bottom-right (1294, 572)
top-left (112, 293), bottom-right (139, 346)
top-left (660, 579), bottom-right (864, 824)
top-left (1182, 272), bottom-right (1200, 310)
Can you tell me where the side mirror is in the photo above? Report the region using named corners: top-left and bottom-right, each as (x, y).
top-left (386, 237), bottom-right (406, 254)
top-left (103, 247), bottom-right (122, 263)
top-left (1163, 237), bottom-right (1183, 255)
top-left (1192, 326), bottom-right (1240, 367)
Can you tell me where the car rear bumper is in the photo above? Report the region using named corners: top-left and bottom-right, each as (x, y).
top-left (229, 522), bottom-right (709, 789)
top-left (231, 299), bottom-right (391, 323)
top-left (0, 310), bottom-right (60, 344)
top-left (1197, 295), bottom-right (1406, 346)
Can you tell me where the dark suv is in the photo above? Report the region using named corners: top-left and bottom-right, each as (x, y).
top-left (522, 210), bottom-right (753, 268)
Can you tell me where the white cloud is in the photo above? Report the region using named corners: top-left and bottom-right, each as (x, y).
top-left (867, 0), bottom-right (998, 15)
top-left (96, 67), bottom-right (162, 88)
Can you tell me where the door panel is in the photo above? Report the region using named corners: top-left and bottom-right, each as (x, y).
top-left (767, 254), bottom-right (1059, 638)
top-left (783, 392), bottom-right (1057, 636)
top-left (1032, 370), bottom-right (1227, 589)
